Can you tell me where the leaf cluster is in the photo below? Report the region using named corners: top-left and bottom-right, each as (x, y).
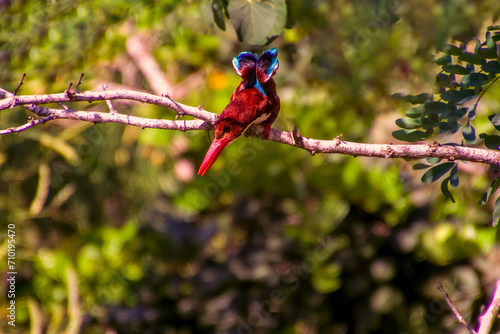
top-left (393, 26), bottom-right (500, 224)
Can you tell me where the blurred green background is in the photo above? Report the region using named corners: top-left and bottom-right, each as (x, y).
top-left (1, 0), bottom-right (500, 333)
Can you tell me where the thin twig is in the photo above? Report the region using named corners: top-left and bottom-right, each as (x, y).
top-left (477, 280), bottom-right (500, 334)
top-left (438, 282), bottom-right (478, 334)
top-left (14, 73), bottom-right (26, 96)
top-left (0, 116), bottom-right (56, 135)
top-left (75, 73), bottom-right (84, 91)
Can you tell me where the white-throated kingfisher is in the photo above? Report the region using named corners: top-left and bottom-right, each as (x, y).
top-left (198, 48), bottom-right (280, 176)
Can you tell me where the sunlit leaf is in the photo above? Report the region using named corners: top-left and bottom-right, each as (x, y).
top-left (406, 105), bottom-right (425, 118)
top-left (395, 117), bottom-right (422, 129)
top-left (421, 162), bottom-right (455, 183)
top-left (479, 178), bottom-right (500, 206)
top-left (440, 177), bottom-right (455, 203)
top-left (488, 114), bottom-right (500, 131)
top-left (228, 0), bottom-right (287, 45)
top-left (486, 31), bottom-right (495, 49)
top-left (426, 157), bottom-right (442, 164)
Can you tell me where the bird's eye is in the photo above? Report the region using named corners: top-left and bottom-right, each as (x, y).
top-left (224, 125), bottom-right (231, 133)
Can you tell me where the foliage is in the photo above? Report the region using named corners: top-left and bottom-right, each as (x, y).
top-left (393, 26), bottom-right (500, 224)
top-left (1, 1), bottom-right (500, 334)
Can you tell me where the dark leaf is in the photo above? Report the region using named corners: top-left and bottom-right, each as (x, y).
top-left (392, 129), bottom-right (427, 142)
top-left (421, 162), bottom-right (455, 183)
top-left (392, 93), bottom-right (432, 104)
top-left (436, 54), bottom-right (452, 66)
top-left (462, 122), bottom-right (476, 144)
top-left (488, 114), bottom-right (500, 131)
top-left (477, 48), bottom-right (498, 59)
top-left (413, 163), bottom-right (432, 170)
top-left (443, 64), bottom-right (471, 75)
top-left (487, 25), bottom-right (500, 30)
top-left (436, 73), bottom-right (454, 88)
top-left (441, 89), bottom-right (476, 104)
top-left (479, 178), bottom-right (500, 206)
top-left (442, 44), bottom-right (462, 56)
top-left (395, 117), bottom-right (422, 129)
top-left (212, 0), bottom-right (226, 31)
top-left (444, 107), bottom-right (468, 121)
top-left (481, 61), bottom-right (500, 74)
top-left (479, 134), bottom-right (500, 150)
top-left (440, 177), bottom-right (456, 203)
top-left (458, 52), bottom-right (486, 65)
top-left (449, 164), bottom-right (459, 188)
top-left (460, 73), bottom-right (488, 88)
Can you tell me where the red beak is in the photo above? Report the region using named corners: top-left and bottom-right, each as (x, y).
top-left (198, 137), bottom-right (231, 176)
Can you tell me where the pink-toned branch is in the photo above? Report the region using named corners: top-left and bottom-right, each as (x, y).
top-left (1, 87), bottom-right (500, 166)
top-left (477, 280), bottom-right (500, 334)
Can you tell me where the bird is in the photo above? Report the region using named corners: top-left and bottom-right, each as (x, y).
top-left (197, 48), bottom-right (280, 176)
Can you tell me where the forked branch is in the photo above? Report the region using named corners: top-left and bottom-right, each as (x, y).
top-left (1, 87), bottom-right (499, 166)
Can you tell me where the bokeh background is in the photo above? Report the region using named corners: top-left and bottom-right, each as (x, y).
top-left (1, 0), bottom-right (500, 333)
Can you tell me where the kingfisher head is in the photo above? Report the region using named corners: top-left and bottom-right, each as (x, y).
top-left (197, 117), bottom-right (246, 176)
top-left (232, 52), bottom-right (258, 82)
top-left (256, 48), bottom-right (279, 83)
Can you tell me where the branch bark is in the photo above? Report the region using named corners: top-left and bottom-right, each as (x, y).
top-left (477, 280), bottom-right (500, 334)
top-left (1, 87), bottom-right (500, 166)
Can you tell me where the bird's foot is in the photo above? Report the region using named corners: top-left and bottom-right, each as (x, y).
top-left (262, 124), bottom-right (271, 140)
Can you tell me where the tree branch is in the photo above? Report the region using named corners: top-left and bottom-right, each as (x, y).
top-left (438, 282), bottom-right (478, 334)
top-left (477, 280), bottom-right (500, 334)
top-left (1, 87), bottom-right (500, 166)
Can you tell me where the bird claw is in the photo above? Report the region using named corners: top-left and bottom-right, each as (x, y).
top-left (262, 124), bottom-right (271, 139)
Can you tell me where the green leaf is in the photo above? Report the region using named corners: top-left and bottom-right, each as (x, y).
top-left (461, 73), bottom-right (488, 88)
top-left (211, 0), bottom-right (227, 31)
top-left (228, 0), bottom-right (287, 45)
top-left (395, 117), bottom-right (422, 129)
top-left (479, 178), bottom-right (500, 206)
top-left (440, 177), bottom-right (455, 203)
top-left (458, 52), bottom-right (486, 65)
top-left (392, 129), bottom-right (427, 142)
top-left (436, 54), bottom-right (452, 66)
top-left (442, 64), bottom-right (471, 75)
top-left (426, 157), bottom-right (442, 164)
top-left (477, 48), bottom-right (498, 59)
top-left (406, 105), bottom-right (425, 118)
top-left (442, 44), bottom-right (462, 56)
top-left (474, 39), bottom-right (481, 53)
top-left (421, 162), bottom-right (455, 183)
top-left (449, 164), bottom-right (459, 188)
top-left (488, 114), bottom-right (500, 131)
top-left (479, 134), bottom-right (500, 150)
top-left (392, 93), bottom-right (432, 104)
top-left (487, 25), bottom-right (500, 30)
top-left (486, 31), bottom-right (495, 49)
top-left (492, 196), bottom-right (500, 227)
top-left (441, 89), bottom-right (476, 105)
top-left (462, 122), bottom-right (476, 144)
top-left (436, 73), bottom-right (455, 88)
top-left (444, 107), bottom-right (468, 121)
top-left (482, 61), bottom-right (500, 74)
top-left (413, 163), bottom-right (432, 170)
